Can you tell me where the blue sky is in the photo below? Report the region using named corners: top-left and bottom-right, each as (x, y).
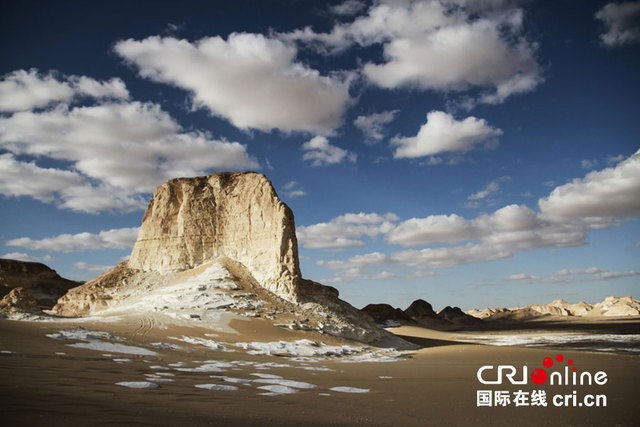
top-left (1, 0), bottom-right (638, 311)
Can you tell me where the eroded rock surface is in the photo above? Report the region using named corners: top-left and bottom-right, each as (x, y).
top-left (0, 259), bottom-right (81, 309)
top-left (54, 172), bottom-right (394, 344)
top-left (129, 172), bottom-right (301, 301)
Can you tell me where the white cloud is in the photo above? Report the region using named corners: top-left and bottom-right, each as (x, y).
top-left (539, 149), bottom-right (640, 219)
top-left (7, 227), bottom-right (139, 253)
top-left (298, 213), bottom-right (398, 249)
top-left (321, 243), bottom-right (512, 271)
top-left (0, 69), bottom-right (128, 113)
top-left (388, 204), bottom-right (589, 251)
top-left (316, 152), bottom-right (640, 274)
top-left (368, 271), bottom-right (396, 280)
top-left (282, 181), bottom-right (306, 198)
top-left (406, 270), bottom-right (438, 279)
top-left (0, 154), bottom-right (86, 203)
top-left (505, 268), bottom-right (639, 284)
top-left (391, 244), bottom-right (512, 269)
top-left (353, 110), bottom-right (398, 142)
top-left (391, 111), bottom-right (502, 159)
top-left (0, 71), bottom-right (258, 213)
top-left (580, 159), bottom-right (598, 169)
top-left (1, 252), bottom-right (51, 263)
top-left (468, 176), bottom-right (511, 200)
top-left (331, 0), bottom-right (367, 16)
top-left (319, 251), bottom-right (392, 270)
top-left (284, 0), bottom-right (542, 104)
top-left (301, 136), bottom-right (357, 166)
top-left (73, 261), bottom-right (114, 273)
top-left (595, 1), bottom-right (640, 47)
top-left (504, 272), bottom-right (540, 283)
top-left (115, 34), bottom-right (352, 134)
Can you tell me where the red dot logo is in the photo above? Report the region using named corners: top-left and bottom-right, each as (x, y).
top-left (531, 368), bottom-right (548, 385)
top-left (556, 354), bottom-right (564, 362)
top-left (543, 356), bottom-right (553, 368)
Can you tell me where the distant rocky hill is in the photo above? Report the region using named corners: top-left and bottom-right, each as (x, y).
top-left (466, 296), bottom-right (640, 320)
top-left (362, 298), bottom-right (481, 329)
top-left (53, 172), bottom-right (394, 344)
top-left (0, 259), bottom-right (81, 311)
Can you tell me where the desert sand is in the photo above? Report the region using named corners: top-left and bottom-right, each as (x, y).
top-left (1, 316), bottom-right (638, 426)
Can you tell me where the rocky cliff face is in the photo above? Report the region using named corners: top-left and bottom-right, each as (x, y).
top-left (53, 172), bottom-right (395, 345)
top-left (0, 259), bottom-right (81, 309)
top-left (128, 172), bottom-right (301, 301)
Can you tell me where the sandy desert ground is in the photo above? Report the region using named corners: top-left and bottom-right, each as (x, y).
top-left (1, 315), bottom-right (638, 426)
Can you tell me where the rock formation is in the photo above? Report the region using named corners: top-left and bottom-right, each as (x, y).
top-left (404, 299), bottom-right (438, 321)
top-left (361, 303), bottom-right (414, 326)
top-left (360, 299), bottom-right (482, 329)
top-left (466, 295), bottom-right (640, 320)
top-left (0, 287), bottom-right (41, 314)
top-left (0, 259), bottom-right (81, 309)
top-left (54, 172), bottom-right (393, 344)
top-left (128, 172), bottom-right (301, 301)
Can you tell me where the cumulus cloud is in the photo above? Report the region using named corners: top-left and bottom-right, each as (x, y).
top-left (595, 1), bottom-right (640, 47)
top-left (331, 0), bottom-right (367, 16)
top-left (406, 270), bottom-right (438, 279)
top-left (73, 261), bottom-right (114, 273)
top-left (0, 69), bottom-right (129, 113)
top-left (0, 154), bottom-right (86, 203)
top-left (468, 176), bottom-right (511, 200)
top-left (298, 213), bottom-right (398, 249)
top-left (321, 243), bottom-right (511, 271)
top-left (1, 252), bottom-right (51, 263)
top-left (6, 227), bottom-right (139, 252)
top-left (388, 204), bottom-right (590, 250)
top-left (391, 110), bottom-right (502, 159)
top-left (115, 34), bottom-right (352, 134)
top-left (368, 271), bottom-right (396, 280)
top-left (539, 149), bottom-right (640, 219)
top-left (505, 268), bottom-right (639, 284)
top-left (283, 0), bottom-right (542, 104)
top-left (282, 181), bottom-right (306, 198)
top-left (353, 110), bottom-right (398, 143)
top-left (315, 152), bottom-right (640, 275)
top-left (0, 70), bottom-right (258, 213)
top-left (301, 136), bottom-right (357, 166)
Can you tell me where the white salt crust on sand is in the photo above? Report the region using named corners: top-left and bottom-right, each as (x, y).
top-left (116, 381), bottom-right (159, 389)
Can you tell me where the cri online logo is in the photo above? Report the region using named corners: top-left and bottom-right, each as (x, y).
top-left (477, 353), bottom-right (608, 386)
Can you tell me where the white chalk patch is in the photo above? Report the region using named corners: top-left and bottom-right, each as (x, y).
top-left (55, 352), bottom-right (66, 355)
top-left (150, 342), bottom-right (182, 351)
top-left (116, 381), bottom-right (159, 389)
top-left (0, 350), bottom-right (15, 354)
top-left (46, 329), bottom-right (121, 342)
top-left (257, 385), bottom-right (299, 395)
top-left (195, 384), bottom-right (239, 391)
top-left (251, 373), bottom-right (282, 379)
top-left (379, 376), bottom-right (392, 379)
top-left (169, 336), bottom-right (228, 351)
top-left (330, 387), bottom-right (370, 393)
top-left (68, 341), bottom-right (158, 356)
top-left (210, 376), bottom-right (252, 384)
top-left (253, 378), bottom-right (316, 389)
top-left (113, 358), bottom-right (133, 363)
top-left (168, 362), bottom-right (186, 367)
top-left (149, 365), bottom-right (170, 370)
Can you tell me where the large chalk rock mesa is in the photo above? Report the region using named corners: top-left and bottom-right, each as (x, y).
top-left (54, 172), bottom-right (388, 343)
top-left (128, 172), bottom-right (301, 301)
